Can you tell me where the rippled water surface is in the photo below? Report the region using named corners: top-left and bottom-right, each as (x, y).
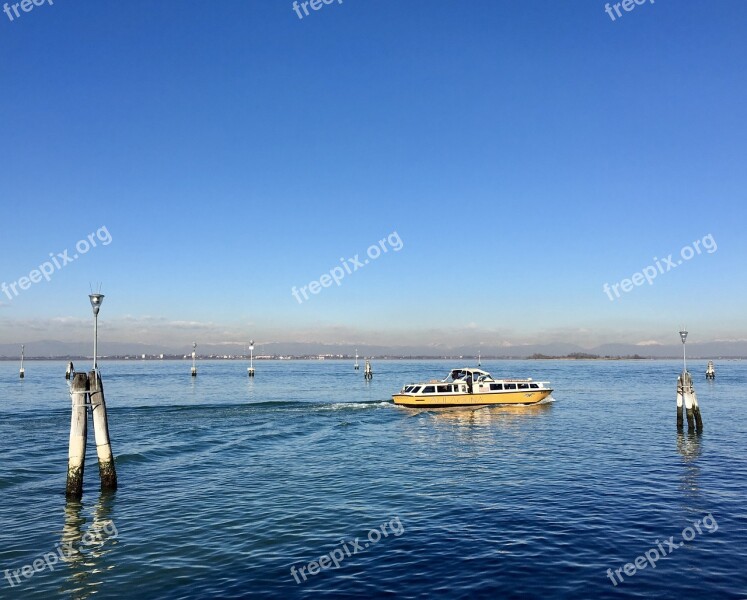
top-left (1, 359), bottom-right (746, 599)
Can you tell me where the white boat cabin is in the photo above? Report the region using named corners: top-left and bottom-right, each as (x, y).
top-left (400, 368), bottom-right (548, 396)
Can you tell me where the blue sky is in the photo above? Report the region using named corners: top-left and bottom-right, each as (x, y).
top-left (0, 0), bottom-right (745, 352)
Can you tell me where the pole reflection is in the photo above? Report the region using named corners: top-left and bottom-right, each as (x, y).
top-left (58, 492), bottom-right (118, 599)
top-left (676, 430), bottom-right (702, 499)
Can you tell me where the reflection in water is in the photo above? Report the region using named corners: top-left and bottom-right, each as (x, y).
top-left (402, 402), bottom-right (555, 451)
top-left (676, 430), bottom-right (702, 499)
top-left (420, 401), bottom-right (554, 426)
top-left (58, 492), bottom-right (118, 599)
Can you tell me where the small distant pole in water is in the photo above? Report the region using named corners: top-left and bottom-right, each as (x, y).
top-left (66, 361), bottom-right (74, 380)
top-left (677, 328), bottom-right (703, 432)
top-left (706, 360), bottom-right (715, 380)
top-left (478, 351), bottom-right (481, 367)
top-left (19, 344), bottom-right (25, 379)
top-left (364, 359), bottom-right (373, 380)
top-left (247, 339), bottom-right (255, 377)
top-left (354, 349), bottom-right (359, 370)
top-left (191, 342), bottom-right (197, 377)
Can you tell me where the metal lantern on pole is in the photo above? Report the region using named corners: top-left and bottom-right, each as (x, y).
top-left (679, 328), bottom-right (688, 374)
top-left (89, 293), bottom-right (104, 371)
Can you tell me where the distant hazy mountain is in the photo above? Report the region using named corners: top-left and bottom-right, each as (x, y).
top-left (2, 339), bottom-right (745, 358)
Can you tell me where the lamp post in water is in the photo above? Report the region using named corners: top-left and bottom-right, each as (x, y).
top-left (676, 327), bottom-right (702, 432)
top-left (89, 293), bottom-right (104, 371)
top-left (248, 340), bottom-right (255, 377)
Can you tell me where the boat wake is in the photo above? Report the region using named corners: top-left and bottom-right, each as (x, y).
top-left (319, 401), bottom-right (392, 411)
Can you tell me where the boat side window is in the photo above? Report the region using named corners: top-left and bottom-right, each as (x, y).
top-left (422, 385), bottom-right (436, 394)
top-left (437, 384), bottom-right (450, 393)
top-left (504, 383), bottom-right (517, 390)
top-left (490, 383), bottom-right (503, 391)
top-left (411, 386), bottom-right (422, 394)
top-left (518, 383), bottom-right (529, 390)
top-left (530, 383), bottom-right (539, 389)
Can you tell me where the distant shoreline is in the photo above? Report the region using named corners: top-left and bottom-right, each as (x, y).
top-left (1, 355), bottom-right (744, 361)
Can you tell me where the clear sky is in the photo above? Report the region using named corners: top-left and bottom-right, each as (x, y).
top-left (0, 0), bottom-right (745, 352)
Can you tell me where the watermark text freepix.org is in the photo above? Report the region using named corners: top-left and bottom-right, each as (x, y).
top-left (292, 231), bottom-right (403, 304)
top-left (603, 233), bottom-right (716, 301)
top-left (4, 519), bottom-right (118, 589)
top-left (290, 516), bottom-right (404, 584)
top-left (2, 225), bottom-right (112, 302)
top-left (292, 0), bottom-right (342, 20)
top-left (606, 513), bottom-right (718, 586)
top-left (3, 0), bottom-right (55, 23)
top-left (604, 0), bottom-right (655, 22)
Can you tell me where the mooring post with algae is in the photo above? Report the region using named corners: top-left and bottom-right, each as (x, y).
top-left (89, 370), bottom-right (118, 491)
top-left (676, 375), bottom-right (684, 429)
top-left (66, 372), bottom-right (90, 499)
top-left (364, 359), bottom-right (373, 380)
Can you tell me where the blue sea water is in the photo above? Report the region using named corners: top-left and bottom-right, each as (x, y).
top-left (0, 359), bottom-right (746, 599)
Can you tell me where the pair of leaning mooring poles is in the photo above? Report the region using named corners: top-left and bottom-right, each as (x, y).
top-left (66, 293), bottom-right (117, 499)
top-left (67, 370), bottom-right (117, 498)
top-left (677, 329), bottom-right (703, 433)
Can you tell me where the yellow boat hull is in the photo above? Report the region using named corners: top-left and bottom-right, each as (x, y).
top-left (392, 389), bottom-right (552, 408)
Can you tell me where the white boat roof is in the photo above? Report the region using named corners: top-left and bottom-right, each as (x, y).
top-left (452, 368), bottom-right (490, 375)
top-left (447, 368), bottom-right (534, 382)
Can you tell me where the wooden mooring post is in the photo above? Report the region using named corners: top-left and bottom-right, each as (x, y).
top-left (364, 359), bottom-right (373, 380)
top-left (65, 369), bottom-right (118, 498)
top-left (66, 361), bottom-right (74, 380)
top-left (66, 372), bottom-right (89, 499)
top-left (706, 360), bottom-right (715, 380)
top-left (89, 370), bottom-right (117, 491)
top-left (19, 344), bottom-right (25, 379)
top-left (677, 371), bottom-right (703, 432)
top-left (676, 374), bottom-right (684, 429)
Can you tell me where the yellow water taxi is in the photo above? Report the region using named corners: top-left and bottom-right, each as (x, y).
top-left (392, 368), bottom-right (553, 408)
